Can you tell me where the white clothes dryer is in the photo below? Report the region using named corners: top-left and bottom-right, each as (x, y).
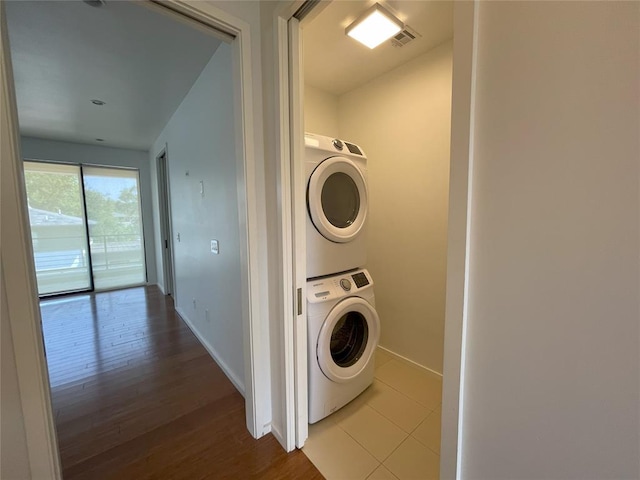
top-left (305, 133), bottom-right (368, 279)
top-left (307, 268), bottom-right (380, 424)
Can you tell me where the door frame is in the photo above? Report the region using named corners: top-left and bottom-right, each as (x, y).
top-left (1, 2), bottom-right (270, 477)
top-left (272, 2), bottom-right (479, 478)
top-left (155, 147), bottom-right (175, 297)
top-left (1, 2), bottom-right (61, 476)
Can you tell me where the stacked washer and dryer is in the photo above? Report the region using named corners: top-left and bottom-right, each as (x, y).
top-left (305, 133), bottom-right (381, 424)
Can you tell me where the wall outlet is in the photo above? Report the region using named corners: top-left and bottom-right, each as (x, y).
top-left (211, 239), bottom-right (219, 254)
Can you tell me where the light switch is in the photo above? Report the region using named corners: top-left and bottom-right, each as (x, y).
top-left (211, 239), bottom-right (219, 254)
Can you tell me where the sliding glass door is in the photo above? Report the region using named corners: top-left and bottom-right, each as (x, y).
top-left (23, 161), bottom-right (146, 296)
top-left (83, 166), bottom-right (146, 290)
top-left (23, 162), bottom-right (92, 295)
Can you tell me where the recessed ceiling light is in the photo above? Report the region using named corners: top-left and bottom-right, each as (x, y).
top-left (83, 0), bottom-right (106, 7)
top-left (91, 99), bottom-right (106, 106)
top-left (345, 3), bottom-right (403, 49)
top-left (95, 138), bottom-right (105, 142)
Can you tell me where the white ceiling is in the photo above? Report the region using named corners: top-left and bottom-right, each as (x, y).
top-left (5, 0), bottom-right (223, 151)
top-left (303, 0), bottom-right (453, 96)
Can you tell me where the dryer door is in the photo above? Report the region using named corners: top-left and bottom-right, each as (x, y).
top-left (308, 157), bottom-right (367, 243)
top-left (317, 296), bottom-right (380, 383)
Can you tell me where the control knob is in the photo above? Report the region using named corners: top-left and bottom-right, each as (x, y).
top-left (340, 279), bottom-right (351, 291)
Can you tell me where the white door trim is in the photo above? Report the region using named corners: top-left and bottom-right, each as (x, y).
top-left (268, 4), bottom-right (309, 451)
top-left (273, 2), bottom-right (479, 476)
top-left (287, 16), bottom-right (309, 449)
top-left (441, 3), bottom-right (479, 477)
top-left (1, 2), bottom-right (62, 477)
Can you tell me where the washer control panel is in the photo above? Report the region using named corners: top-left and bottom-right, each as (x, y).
top-left (307, 269), bottom-right (372, 302)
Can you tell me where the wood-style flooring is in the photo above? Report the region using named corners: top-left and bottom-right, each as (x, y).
top-left (40, 286), bottom-right (322, 480)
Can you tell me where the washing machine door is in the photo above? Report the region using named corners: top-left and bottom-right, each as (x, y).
top-left (317, 296), bottom-right (380, 383)
top-left (308, 157), bottom-right (367, 243)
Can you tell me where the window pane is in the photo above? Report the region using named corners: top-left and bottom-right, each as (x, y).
top-left (23, 161), bottom-right (92, 295)
top-left (83, 166), bottom-right (146, 290)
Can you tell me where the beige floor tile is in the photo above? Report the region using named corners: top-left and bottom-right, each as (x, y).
top-left (375, 360), bottom-right (442, 410)
top-left (331, 386), bottom-right (371, 423)
top-left (336, 404), bottom-right (408, 462)
top-left (303, 418), bottom-right (379, 480)
top-left (375, 347), bottom-right (394, 370)
top-left (363, 380), bottom-right (431, 433)
top-left (412, 406), bottom-right (441, 454)
top-left (384, 436), bottom-right (440, 480)
top-left (367, 465), bottom-right (399, 480)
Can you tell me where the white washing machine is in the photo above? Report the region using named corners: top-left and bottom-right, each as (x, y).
top-left (307, 268), bottom-right (380, 424)
top-left (305, 133), bottom-right (368, 279)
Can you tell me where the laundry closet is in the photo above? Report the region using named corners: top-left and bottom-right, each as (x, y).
top-left (300, 1), bottom-right (453, 477)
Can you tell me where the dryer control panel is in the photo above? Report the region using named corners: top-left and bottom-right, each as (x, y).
top-left (307, 269), bottom-right (372, 303)
top-left (305, 133), bottom-right (366, 158)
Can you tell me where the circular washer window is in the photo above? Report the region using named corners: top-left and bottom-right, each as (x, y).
top-left (317, 296), bottom-right (380, 383)
top-left (308, 157), bottom-right (367, 243)
top-left (330, 311), bottom-right (369, 368)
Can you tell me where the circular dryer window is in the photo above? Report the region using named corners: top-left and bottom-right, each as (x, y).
top-left (308, 157), bottom-right (367, 243)
top-left (317, 296), bottom-right (380, 383)
top-left (321, 173), bottom-right (360, 229)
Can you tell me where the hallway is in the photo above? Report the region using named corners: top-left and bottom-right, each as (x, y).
top-left (40, 286), bottom-right (321, 479)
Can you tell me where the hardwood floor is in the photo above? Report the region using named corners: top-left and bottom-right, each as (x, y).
top-left (40, 286), bottom-right (322, 480)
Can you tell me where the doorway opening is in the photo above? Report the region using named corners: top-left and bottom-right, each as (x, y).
top-left (2, 1), bottom-right (269, 476)
top-left (156, 149), bottom-right (175, 297)
top-left (273, 1), bottom-right (475, 478)
top-left (299, 3), bottom-right (453, 477)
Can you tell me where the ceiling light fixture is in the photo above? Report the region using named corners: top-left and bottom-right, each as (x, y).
top-left (91, 99), bottom-right (106, 106)
top-left (345, 3), bottom-right (403, 49)
top-left (83, 0), bottom-right (106, 7)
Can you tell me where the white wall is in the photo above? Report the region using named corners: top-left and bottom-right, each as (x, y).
top-left (461, 2), bottom-right (639, 478)
top-left (19, 136), bottom-right (157, 285)
top-left (1, 266), bottom-right (31, 480)
top-left (178, 2), bottom-right (274, 432)
top-left (149, 42), bottom-right (245, 392)
top-left (338, 42), bottom-right (452, 374)
top-left (304, 84), bottom-right (339, 137)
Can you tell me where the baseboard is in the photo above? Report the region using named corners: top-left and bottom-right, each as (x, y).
top-left (271, 423), bottom-right (288, 450)
top-left (377, 345), bottom-right (443, 378)
top-left (156, 281), bottom-right (166, 295)
top-left (175, 306), bottom-right (246, 396)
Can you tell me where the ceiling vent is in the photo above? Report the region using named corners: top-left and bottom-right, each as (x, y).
top-left (391, 25), bottom-right (421, 47)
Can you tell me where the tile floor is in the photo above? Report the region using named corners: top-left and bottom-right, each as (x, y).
top-left (303, 348), bottom-right (442, 480)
